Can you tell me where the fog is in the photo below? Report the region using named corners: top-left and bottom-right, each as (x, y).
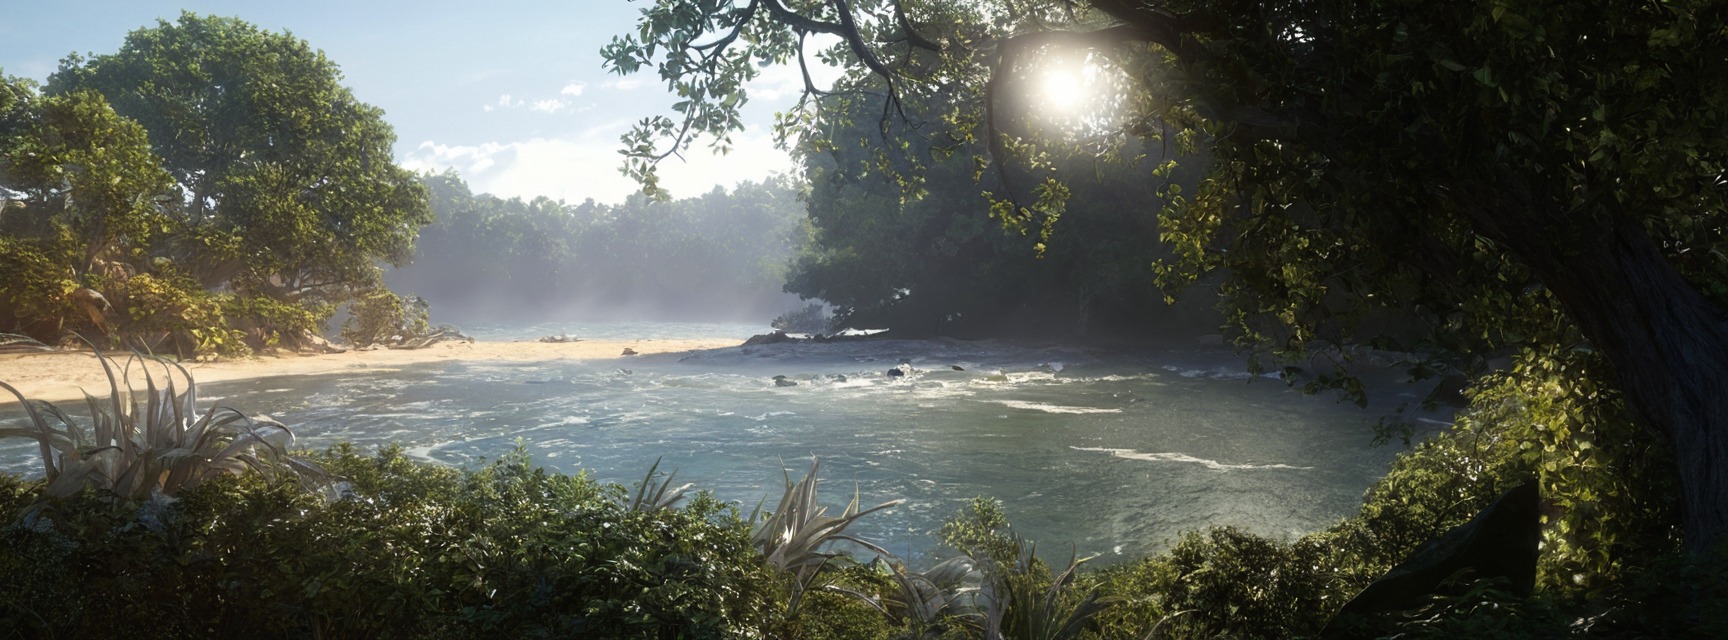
top-left (385, 171), bottom-right (810, 329)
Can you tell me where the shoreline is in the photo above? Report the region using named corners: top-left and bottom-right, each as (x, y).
top-left (0, 338), bottom-right (743, 406)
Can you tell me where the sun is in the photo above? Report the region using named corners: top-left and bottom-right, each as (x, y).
top-left (1039, 67), bottom-right (1087, 115)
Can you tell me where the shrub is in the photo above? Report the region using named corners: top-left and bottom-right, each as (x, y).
top-left (772, 303), bottom-right (831, 334)
top-left (222, 294), bottom-right (329, 352)
top-left (751, 458), bottom-right (903, 614)
top-left (0, 446), bottom-right (786, 638)
top-left (0, 235), bottom-right (79, 338)
top-left (341, 288), bottom-right (430, 348)
top-left (107, 270), bottom-right (248, 358)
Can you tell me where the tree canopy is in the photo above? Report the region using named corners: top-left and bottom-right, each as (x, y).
top-left (2, 14), bottom-right (431, 356)
top-left (608, 0), bottom-right (1728, 561)
top-left (48, 12), bottom-right (431, 305)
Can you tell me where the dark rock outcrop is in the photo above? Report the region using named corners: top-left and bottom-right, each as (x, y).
top-left (1323, 481), bottom-right (1541, 637)
top-left (743, 331), bottom-right (798, 346)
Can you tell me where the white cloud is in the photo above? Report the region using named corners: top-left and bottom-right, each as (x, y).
top-left (603, 77), bottom-right (644, 91)
top-left (530, 98), bottom-right (570, 113)
top-left (401, 125), bottom-right (796, 205)
top-left (484, 87), bottom-right (588, 114)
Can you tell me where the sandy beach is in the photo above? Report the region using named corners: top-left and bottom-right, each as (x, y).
top-left (0, 338), bottom-right (743, 406)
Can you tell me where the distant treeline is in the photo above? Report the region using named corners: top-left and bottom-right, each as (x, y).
top-left (388, 171), bottom-right (808, 324)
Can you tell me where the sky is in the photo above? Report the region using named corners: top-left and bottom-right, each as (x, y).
top-left (0, 0), bottom-right (836, 205)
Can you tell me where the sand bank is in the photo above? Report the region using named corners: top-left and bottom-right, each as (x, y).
top-left (0, 338), bottom-right (742, 407)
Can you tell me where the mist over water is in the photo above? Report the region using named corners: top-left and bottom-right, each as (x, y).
top-left (0, 322), bottom-right (1437, 564)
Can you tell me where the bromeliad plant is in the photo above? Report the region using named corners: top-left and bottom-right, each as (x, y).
top-left (626, 456), bottom-right (694, 512)
top-left (752, 458), bottom-right (904, 613)
top-left (976, 541), bottom-right (1115, 640)
top-left (0, 351), bottom-right (324, 502)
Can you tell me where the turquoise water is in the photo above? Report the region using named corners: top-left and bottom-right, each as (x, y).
top-left (0, 325), bottom-right (1438, 563)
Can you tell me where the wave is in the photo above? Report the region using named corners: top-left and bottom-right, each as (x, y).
top-left (995, 400), bottom-right (1121, 414)
top-left (1070, 446), bottom-right (1312, 471)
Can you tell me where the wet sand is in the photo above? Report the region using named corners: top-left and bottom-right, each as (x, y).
top-left (0, 338), bottom-right (741, 406)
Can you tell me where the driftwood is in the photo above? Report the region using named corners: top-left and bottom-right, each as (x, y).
top-left (384, 326), bottom-right (474, 350)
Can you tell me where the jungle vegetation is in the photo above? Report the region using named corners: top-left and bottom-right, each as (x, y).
top-left (1, 13), bottom-right (431, 357)
top-left (598, 0), bottom-right (1728, 633)
top-left (4, 1), bottom-right (1727, 637)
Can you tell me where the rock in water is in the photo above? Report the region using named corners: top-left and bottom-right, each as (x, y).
top-left (1322, 481), bottom-right (1541, 638)
top-left (887, 367), bottom-right (906, 378)
top-left (743, 331), bottom-right (797, 346)
top-left (773, 375), bottom-right (798, 387)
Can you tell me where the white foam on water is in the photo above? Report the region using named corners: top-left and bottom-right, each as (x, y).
top-left (542, 415), bottom-right (590, 427)
top-left (995, 400), bottom-right (1121, 415)
top-left (401, 442), bottom-right (447, 462)
top-left (1071, 446), bottom-right (1313, 471)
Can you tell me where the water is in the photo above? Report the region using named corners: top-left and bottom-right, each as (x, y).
top-left (0, 323), bottom-right (1436, 564)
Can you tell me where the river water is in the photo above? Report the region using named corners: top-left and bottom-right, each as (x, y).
top-left (1, 321), bottom-right (1438, 563)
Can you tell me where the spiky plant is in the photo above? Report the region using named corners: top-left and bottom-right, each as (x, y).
top-left (840, 556), bottom-right (979, 637)
top-left (751, 458), bottom-right (903, 612)
top-left (977, 540), bottom-right (1116, 640)
top-left (0, 351), bottom-right (324, 502)
top-left (626, 456), bottom-right (693, 512)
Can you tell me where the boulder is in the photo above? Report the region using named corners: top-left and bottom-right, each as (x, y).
top-left (743, 331), bottom-right (798, 346)
top-left (1323, 481), bottom-right (1541, 637)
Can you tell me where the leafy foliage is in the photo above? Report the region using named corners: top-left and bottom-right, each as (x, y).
top-left (0, 445), bottom-right (784, 638)
top-left (4, 13), bottom-right (432, 354)
top-left (48, 13), bottom-right (432, 309)
top-left (613, 0), bottom-right (1728, 556)
top-left (0, 352), bottom-right (323, 502)
top-left (340, 288), bottom-right (431, 348)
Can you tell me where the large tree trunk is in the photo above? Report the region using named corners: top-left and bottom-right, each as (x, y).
top-left (1473, 195), bottom-right (1728, 553)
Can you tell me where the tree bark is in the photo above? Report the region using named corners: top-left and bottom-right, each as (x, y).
top-left (1470, 190), bottom-right (1728, 553)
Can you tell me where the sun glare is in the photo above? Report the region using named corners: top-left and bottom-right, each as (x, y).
top-left (1024, 53), bottom-right (1119, 133)
top-left (1040, 67), bottom-right (1086, 115)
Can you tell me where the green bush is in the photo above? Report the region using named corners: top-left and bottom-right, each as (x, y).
top-left (222, 294), bottom-right (330, 352)
top-left (341, 289), bottom-right (430, 348)
top-left (107, 270), bottom-right (249, 358)
top-left (0, 235), bottom-right (78, 338)
top-left (0, 445), bottom-right (784, 638)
